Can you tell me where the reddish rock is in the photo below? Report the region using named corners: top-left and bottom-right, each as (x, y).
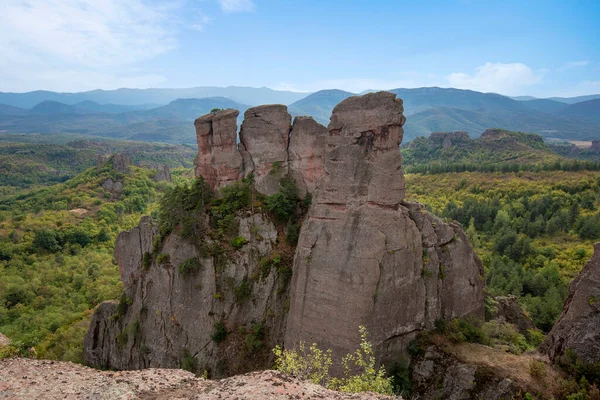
top-left (194, 109), bottom-right (242, 191)
top-left (288, 116), bottom-right (327, 196)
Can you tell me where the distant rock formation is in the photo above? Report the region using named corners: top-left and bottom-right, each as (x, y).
top-left (285, 92), bottom-right (484, 366)
top-left (429, 131), bottom-right (470, 149)
top-left (489, 295), bottom-right (535, 335)
top-left (86, 91), bottom-right (485, 377)
top-left (194, 106), bottom-right (326, 196)
top-left (152, 164), bottom-right (172, 183)
top-left (540, 243), bottom-right (600, 365)
top-left (112, 153), bottom-right (132, 174)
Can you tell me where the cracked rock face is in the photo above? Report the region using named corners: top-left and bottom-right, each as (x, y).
top-left (85, 213), bottom-right (289, 377)
top-left (540, 242), bottom-right (600, 365)
top-left (194, 109), bottom-right (243, 191)
top-left (194, 105), bottom-right (327, 196)
top-left (285, 92), bottom-right (484, 367)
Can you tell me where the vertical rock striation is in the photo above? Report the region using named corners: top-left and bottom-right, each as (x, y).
top-left (194, 109), bottom-right (243, 191)
top-left (540, 242), bottom-right (600, 365)
top-left (284, 92), bottom-right (484, 365)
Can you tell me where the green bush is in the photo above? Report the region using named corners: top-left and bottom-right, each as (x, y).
top-left (264, 177), bottom-right (298, 222)
top-left (142, 252), bottom-right (152, 270)
top-left (178, 257), bottom-right (201, 275)
top-left (529, 360), bottom-right (547, 379)
top-left (156, 253), bottom-right (170, 265)
top-left (211, 322), bottom-right (227, 343)
top-left (437, 317), bottom-right (490, 345)
top-left (273, 326), bottom-right (393, 395)
top-left (235, 278), bottom-right (251, 304)
top-left (231, 236), bottom-right (248, 249)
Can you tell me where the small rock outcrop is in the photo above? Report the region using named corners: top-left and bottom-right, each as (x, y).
top-left (489, 295), bottom-right (535, 334)
top-left (287, 116), bottom-right (327, 196)
top-left (540, 242), bottom-right (600, 365)
top-left (429, 131), bottom-right (470, 149)
top-left (112, 154), bottom-right (132, 174)
top-left (285, 92), bottom-right (484, 366)
top-left (153, 165), bottom-right (172, 183)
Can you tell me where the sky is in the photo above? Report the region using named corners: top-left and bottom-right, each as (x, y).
top-left (0, 0), bottom-right (599, 97)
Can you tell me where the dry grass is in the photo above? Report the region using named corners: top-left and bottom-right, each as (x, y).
top-left (434, 335), bottom-right (564, 398)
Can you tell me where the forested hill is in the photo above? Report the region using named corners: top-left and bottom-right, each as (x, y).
top-left (0, 157), bottom-right (192, 362)
top-left (401, 128), bottom-right (600, 174)
top-left (0, 134), bottom-right (196, 190)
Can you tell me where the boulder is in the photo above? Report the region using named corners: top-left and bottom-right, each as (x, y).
top-left (540, 242), bottom-right (600, 365)
top-left (285, 92), bottom-right (484, 367)
top-left (194, 109), bottom-right (242, 191)
top-left (239, 105), bottom-right (292, 195)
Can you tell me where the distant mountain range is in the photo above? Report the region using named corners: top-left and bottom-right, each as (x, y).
top-left (0, 86), bottom-right (599, 143)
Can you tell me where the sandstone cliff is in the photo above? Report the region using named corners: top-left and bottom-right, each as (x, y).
top-left (540, 242), bottom-right (600, 365)
top-left (193, 106), bottom-right (326, 196)
top-left (85, 91), bottom-right (485, 378)
top-left (285, 92), bottom-right (484, 366)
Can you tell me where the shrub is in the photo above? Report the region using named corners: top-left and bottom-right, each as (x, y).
top-left (285, 222), bottom-right (300, 246)
top-left (178, 257), bottom-right (201, 275)
top-left (211, 322), bottom-right (227, 343)
top-left (182, 349), bottom-right (198, 373)
top-left (482, 320), bottom-right (529, 354)
top-left (264, 177), bottom-right (298, 222)
top-left (243, 322), bottom-right (265, 353)
top-left (142, 252), bottom-right (152, 270)
top-left (437, 317), bottom-right (490, 345)
top-left (235, 278), bottom-right (251, 304)
top-left (273, 326), bottom-right (393, 395)
top-left (231, 236), bottom-right (247, 249)
top-left (156, 253), bottom-right (170, 265)
top-left (529, 360), bottom-right (547, 379)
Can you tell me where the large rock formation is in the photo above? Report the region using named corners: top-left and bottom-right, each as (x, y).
top-left (85, 212), bottom-right (290, 377)
top-left (540, 242), bottom-right (600, 365)
top-left (285, 92), bottom-right (484, 365)
top-left (86, 91), bottom-right (485, 377)
top-left (194, 105), bottom-right (326, 196)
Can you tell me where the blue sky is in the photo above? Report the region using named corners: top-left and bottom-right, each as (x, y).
top-left (1, 0), bottom-right (598, 97)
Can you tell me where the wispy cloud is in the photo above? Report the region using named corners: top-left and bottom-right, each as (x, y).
top-left (218, 0), bottom-right (255, 13)
top-left (446, 62), bottom-right (543, 95)
top-left (0, 0), bottom-right (184, 91)
top-left (558, 61), bottom-right (590, 72)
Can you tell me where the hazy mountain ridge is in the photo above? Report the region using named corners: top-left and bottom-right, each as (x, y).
top-left (1, 86), bottom-right (599, 143)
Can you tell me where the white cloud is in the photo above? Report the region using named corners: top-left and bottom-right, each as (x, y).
top-left (218, 0), bottom-right (255, 13)
top-left (446, 62), bottom-right (543, 95)
top-left (558, 61), bottom-right (590, 72)
top-left (0, 0), bottom-right (181, 91)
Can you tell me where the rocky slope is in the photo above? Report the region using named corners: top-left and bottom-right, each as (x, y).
top-left (540, 242), bottom-right (600, 365)
top-left (0, 358), bottom-right (393, 400)
top-left (85, 91), bottom-right (485, 377)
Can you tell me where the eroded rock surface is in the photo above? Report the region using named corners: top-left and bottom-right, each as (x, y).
top-left (489, 295), bottom-right (535, 334)
top-left (0, 359), bottom-right (394, 400)
top-left (540, 242), bottom-right (600, 365)
top-left (86, 91), bottom-right (485, 379)
top-left (285, 92), bottom-right (484, 366)
top-left (239, 105), bottom-right (292, 195)
top-left (85, 213), bottom-right (289, 377)
top-left (153, 164), bottom-right (172, 182)
top-left (194, 109), bottom-right (243, 190)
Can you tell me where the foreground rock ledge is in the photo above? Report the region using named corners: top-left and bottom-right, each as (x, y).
top-left (0, 358), bottom-right (395, 400)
